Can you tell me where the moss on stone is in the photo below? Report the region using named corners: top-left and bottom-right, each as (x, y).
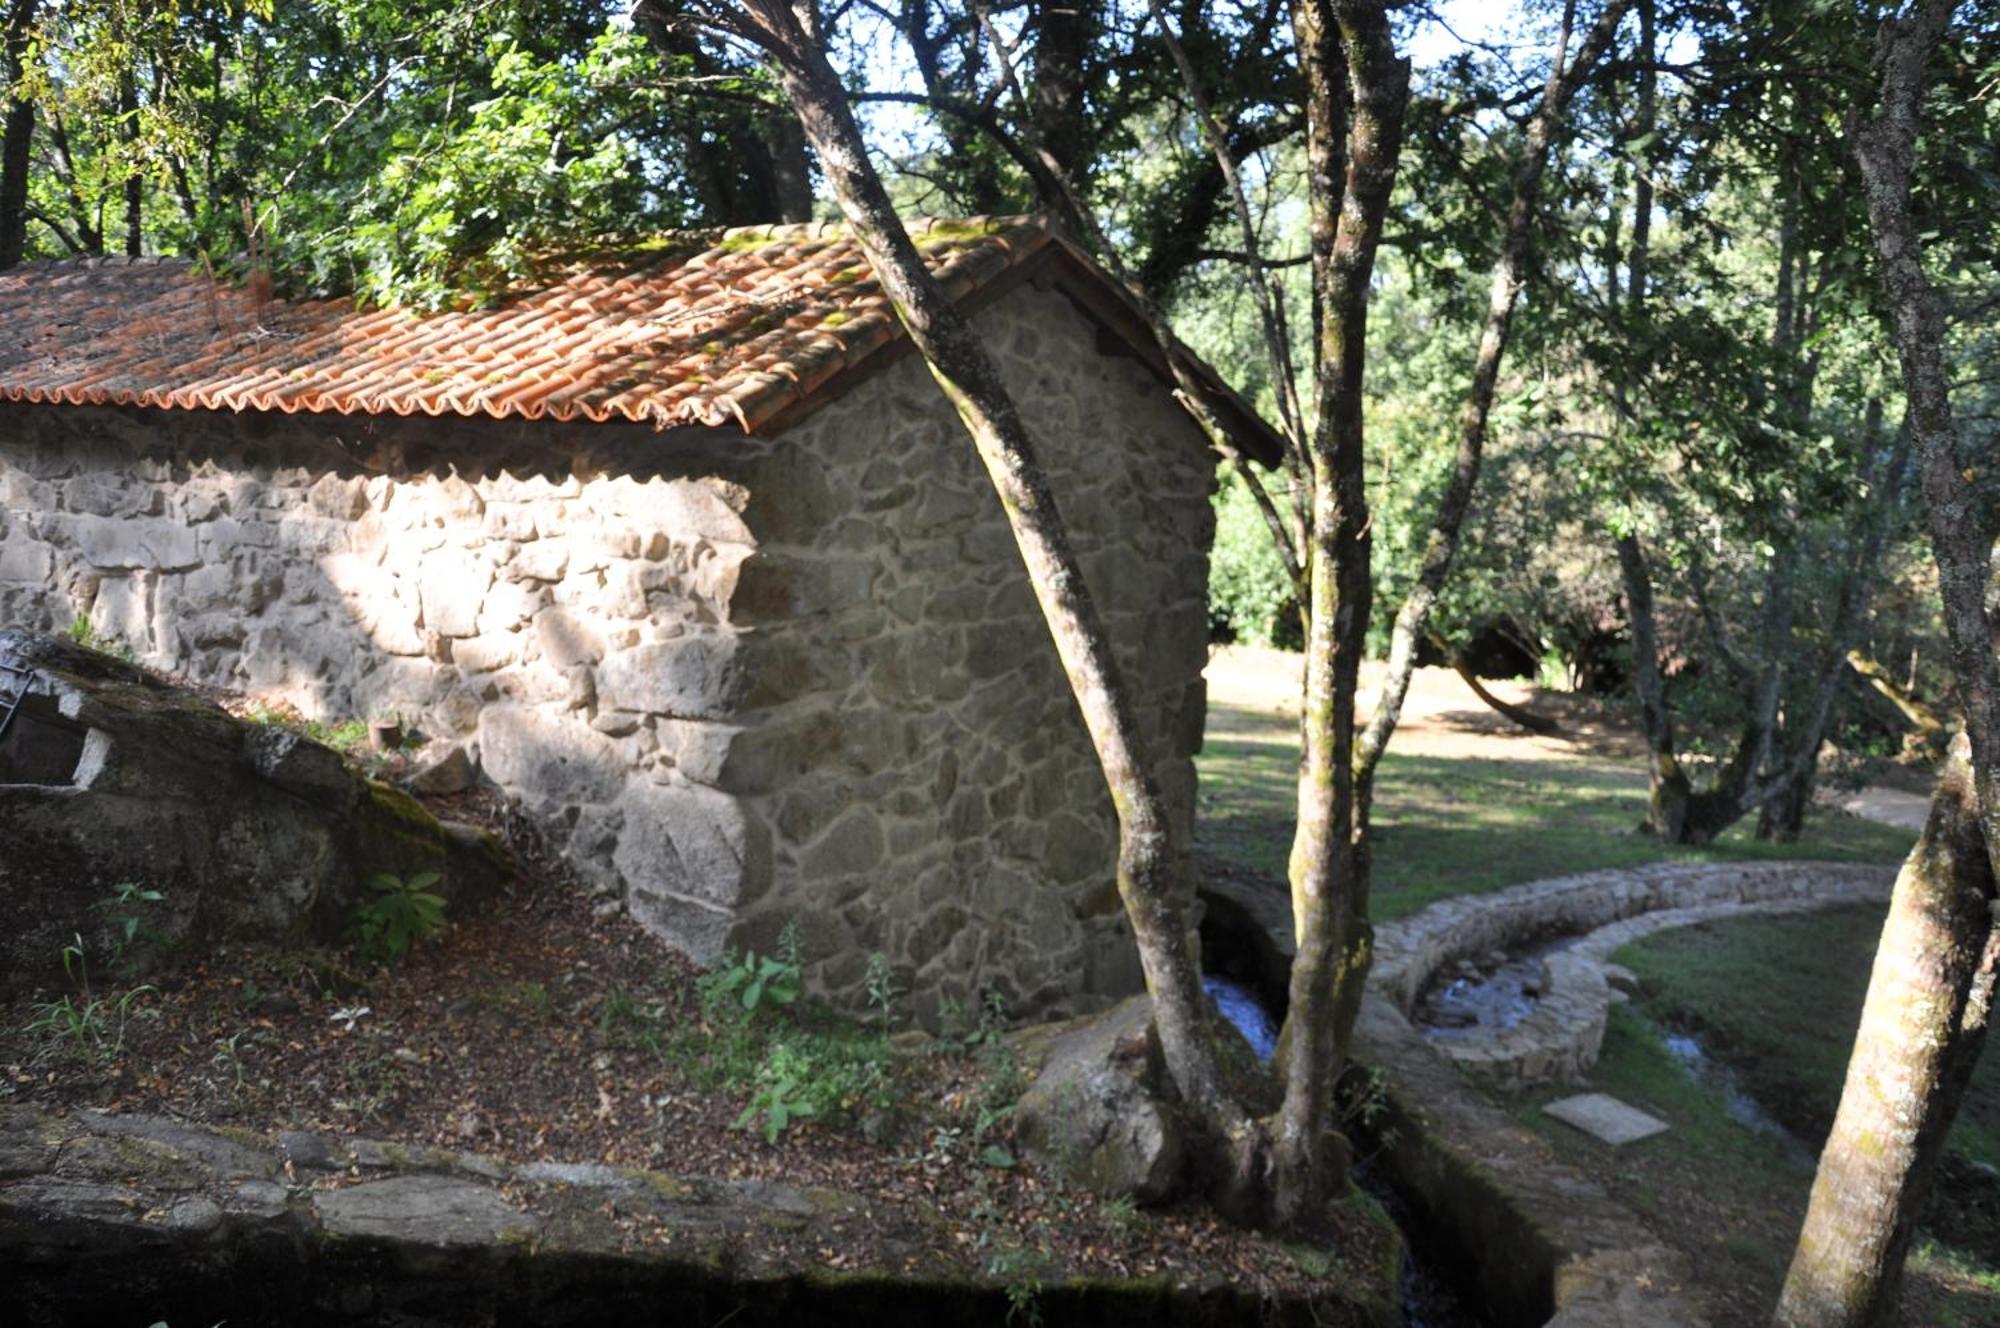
top-left (354, 781), bottom-right (449, 880)
top-left (913, 218), bottom-right (1008, 247)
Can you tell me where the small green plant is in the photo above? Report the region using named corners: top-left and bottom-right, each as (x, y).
top-left (989, 1246), bottom-right (1047, 1328)
top-left (729, 1026), bottom-right (893, 1143)
top-left (242, 701), bottom-right (375, 758)
top-left (23, 935), bottom-right (154, 1064)
top-left (940, 987), bottom-right (1011, 1052)
top-left (864, 953), bottom-right (902, 1031)
top-left (1286, 1243), bottom-right (1336, 1279)
top-left (1098, 1195), bottom-right (1140, 1233)
top-left (351, 871), bottom-right (447, 966)
top-left (66, 613), bottom-right (135, 661)
top-left (734, 1069), bottom-right (820, 1143)
top-left (97, 883), bottom-right (165, 964)
top-left (968, 1187), bottom-right (1050, 1328)
top-left (698, 944), bottom-right (802, 1018)
top-left (210, 1027), bottom-right (263, 1101)
top-left (599, 986), bottom-right (670, 1053)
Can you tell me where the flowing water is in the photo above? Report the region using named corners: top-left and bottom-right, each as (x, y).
top-left (1660, 1031), bottom-right (1818, 1171)
top-left (1202, 975), bottom-right (1278, 1061)
top-left (1203, 975), bottom-right (1493, 1327)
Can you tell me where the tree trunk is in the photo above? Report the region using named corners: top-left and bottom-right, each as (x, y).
top-left (1429, 630), bottom-right (1561, 737)
top-left (1759, 403), bottom-right (1907, 842)
top-left (722, 0), bottom-right (1256, 1189)
top-left (1780, 3), bottom-right (1999, 1320)
top-left (1269, 0), bottom-right (1404, 1226)
top-left (1776, 740), bottom-right (1998, 1326)
top-left (1851, 0), bottom-right (2000, 861)
top-left (1848, 649), bottom-right (1946, 747)
top-left (1027, 0), bottom-right (1092, 188)
top-left (759, 108), bottom-right (814, 222)
top-left (633, 9), bottom-right (812, 225)
top-left (1356, 0), bottom-right (1628, 786)
top-left (1616, 532), bottom-right (1695, 839)
top-left (118, 68), bottom-right (140, 256)
top-left (0, 0), bottom-right (37, 270)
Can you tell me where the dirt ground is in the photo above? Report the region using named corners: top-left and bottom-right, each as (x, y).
top-left (1206, 645), bottom-right (1647, 759)
top-left (0, 788), bottom-right (1393, 1311)
top-left (1205, 643), bottom-right (1922, 824)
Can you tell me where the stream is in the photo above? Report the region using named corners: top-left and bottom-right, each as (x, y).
top-left (1203, 976), bottom-right (1495, 1328)
top-left (1659, 1030), bottom-right (1818, 1171)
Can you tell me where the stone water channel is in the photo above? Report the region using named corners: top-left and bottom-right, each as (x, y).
top-left (1203, 858), bottom-right (1900, 1328)
top-left (1203, 974), bottom-right (1496, 1328)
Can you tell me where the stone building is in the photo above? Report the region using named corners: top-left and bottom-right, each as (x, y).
top-left (0, 217), bottom-right (1279, 1023)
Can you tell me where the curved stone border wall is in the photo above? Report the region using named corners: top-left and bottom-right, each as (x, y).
top-left (1203, 856), bottom-right (1905, 1327)
top-left (1373, 861), bottom-right (1895, 1090)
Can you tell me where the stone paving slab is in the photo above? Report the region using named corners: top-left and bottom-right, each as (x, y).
top-left (1544, 1094), bottom-right (1670, 1147)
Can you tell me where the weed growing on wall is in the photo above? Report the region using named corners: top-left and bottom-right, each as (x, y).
top-left (65, 613), bottom-right (135, 662)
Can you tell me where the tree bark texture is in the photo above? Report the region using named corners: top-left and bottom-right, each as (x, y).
top-left (1780, 4), bottom-right (1999, 1322)
top-left (1776, 740), bottom-right (1999, 1326)
top-left (1759, 404), bottom-right (1907, 841)
top-left (1354, 0), bottom-right (1628, 795)
top-left (1027, 0), bottom-right (1093, 188)
top-left (719, 0), bottom-right (1254, 1177)
top-left (1270, 0), bottom-right (1405, 1226)
top-left (1850, 0), bottom-right (2000, 864)
top-left (0, 0), bottom-right (38, 270)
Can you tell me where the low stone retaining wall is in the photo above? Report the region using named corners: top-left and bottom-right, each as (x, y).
top-left (0, 1104), bottom-right (1395, 1328)
top-left (1375, 861), bottom-right (1896, 1090)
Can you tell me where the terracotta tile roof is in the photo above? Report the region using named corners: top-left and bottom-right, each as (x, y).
top-left (0, 214), bottom-right (1283, 461)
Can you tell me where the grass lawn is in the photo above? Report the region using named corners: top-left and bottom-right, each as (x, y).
top-left (1612, 904), bottom-right (2000, 1172)
top-left (1197, 730), bottom-right (1917, 922)
top-left (1509, 907), bottom-right (2000, 1327)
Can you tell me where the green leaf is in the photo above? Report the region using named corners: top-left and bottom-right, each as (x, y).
top-left (981, 1145), bottom-right (1016, 1169)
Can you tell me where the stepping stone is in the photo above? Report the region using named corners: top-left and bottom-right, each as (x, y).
top-left (1544, 1093), bottom-right (1669, 1146)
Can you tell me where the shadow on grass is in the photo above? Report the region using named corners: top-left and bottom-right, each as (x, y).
top-left (1197, 736), bottom-right (1918, 925)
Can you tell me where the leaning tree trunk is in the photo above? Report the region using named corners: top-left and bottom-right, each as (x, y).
top-left (1430, 631), bottom-right (1561, 736)
top-left (1778, 2), bottom-right (2000, 1322)
top-left (1776, 740), bottom-right (1999, 1326)
top-left (719, 0), bottom-right (1257, 1183)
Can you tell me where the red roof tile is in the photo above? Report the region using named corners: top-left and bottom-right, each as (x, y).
top-left (0, 215), bottom-right (1283, 461)
top-left (0, 217), bottom-right (1037, 432)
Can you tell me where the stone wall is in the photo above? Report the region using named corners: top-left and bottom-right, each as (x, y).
top-left (1374, 859), bottom-right (1896, 1089)
top-left (0, 282), bottom-right (1214, 1024)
